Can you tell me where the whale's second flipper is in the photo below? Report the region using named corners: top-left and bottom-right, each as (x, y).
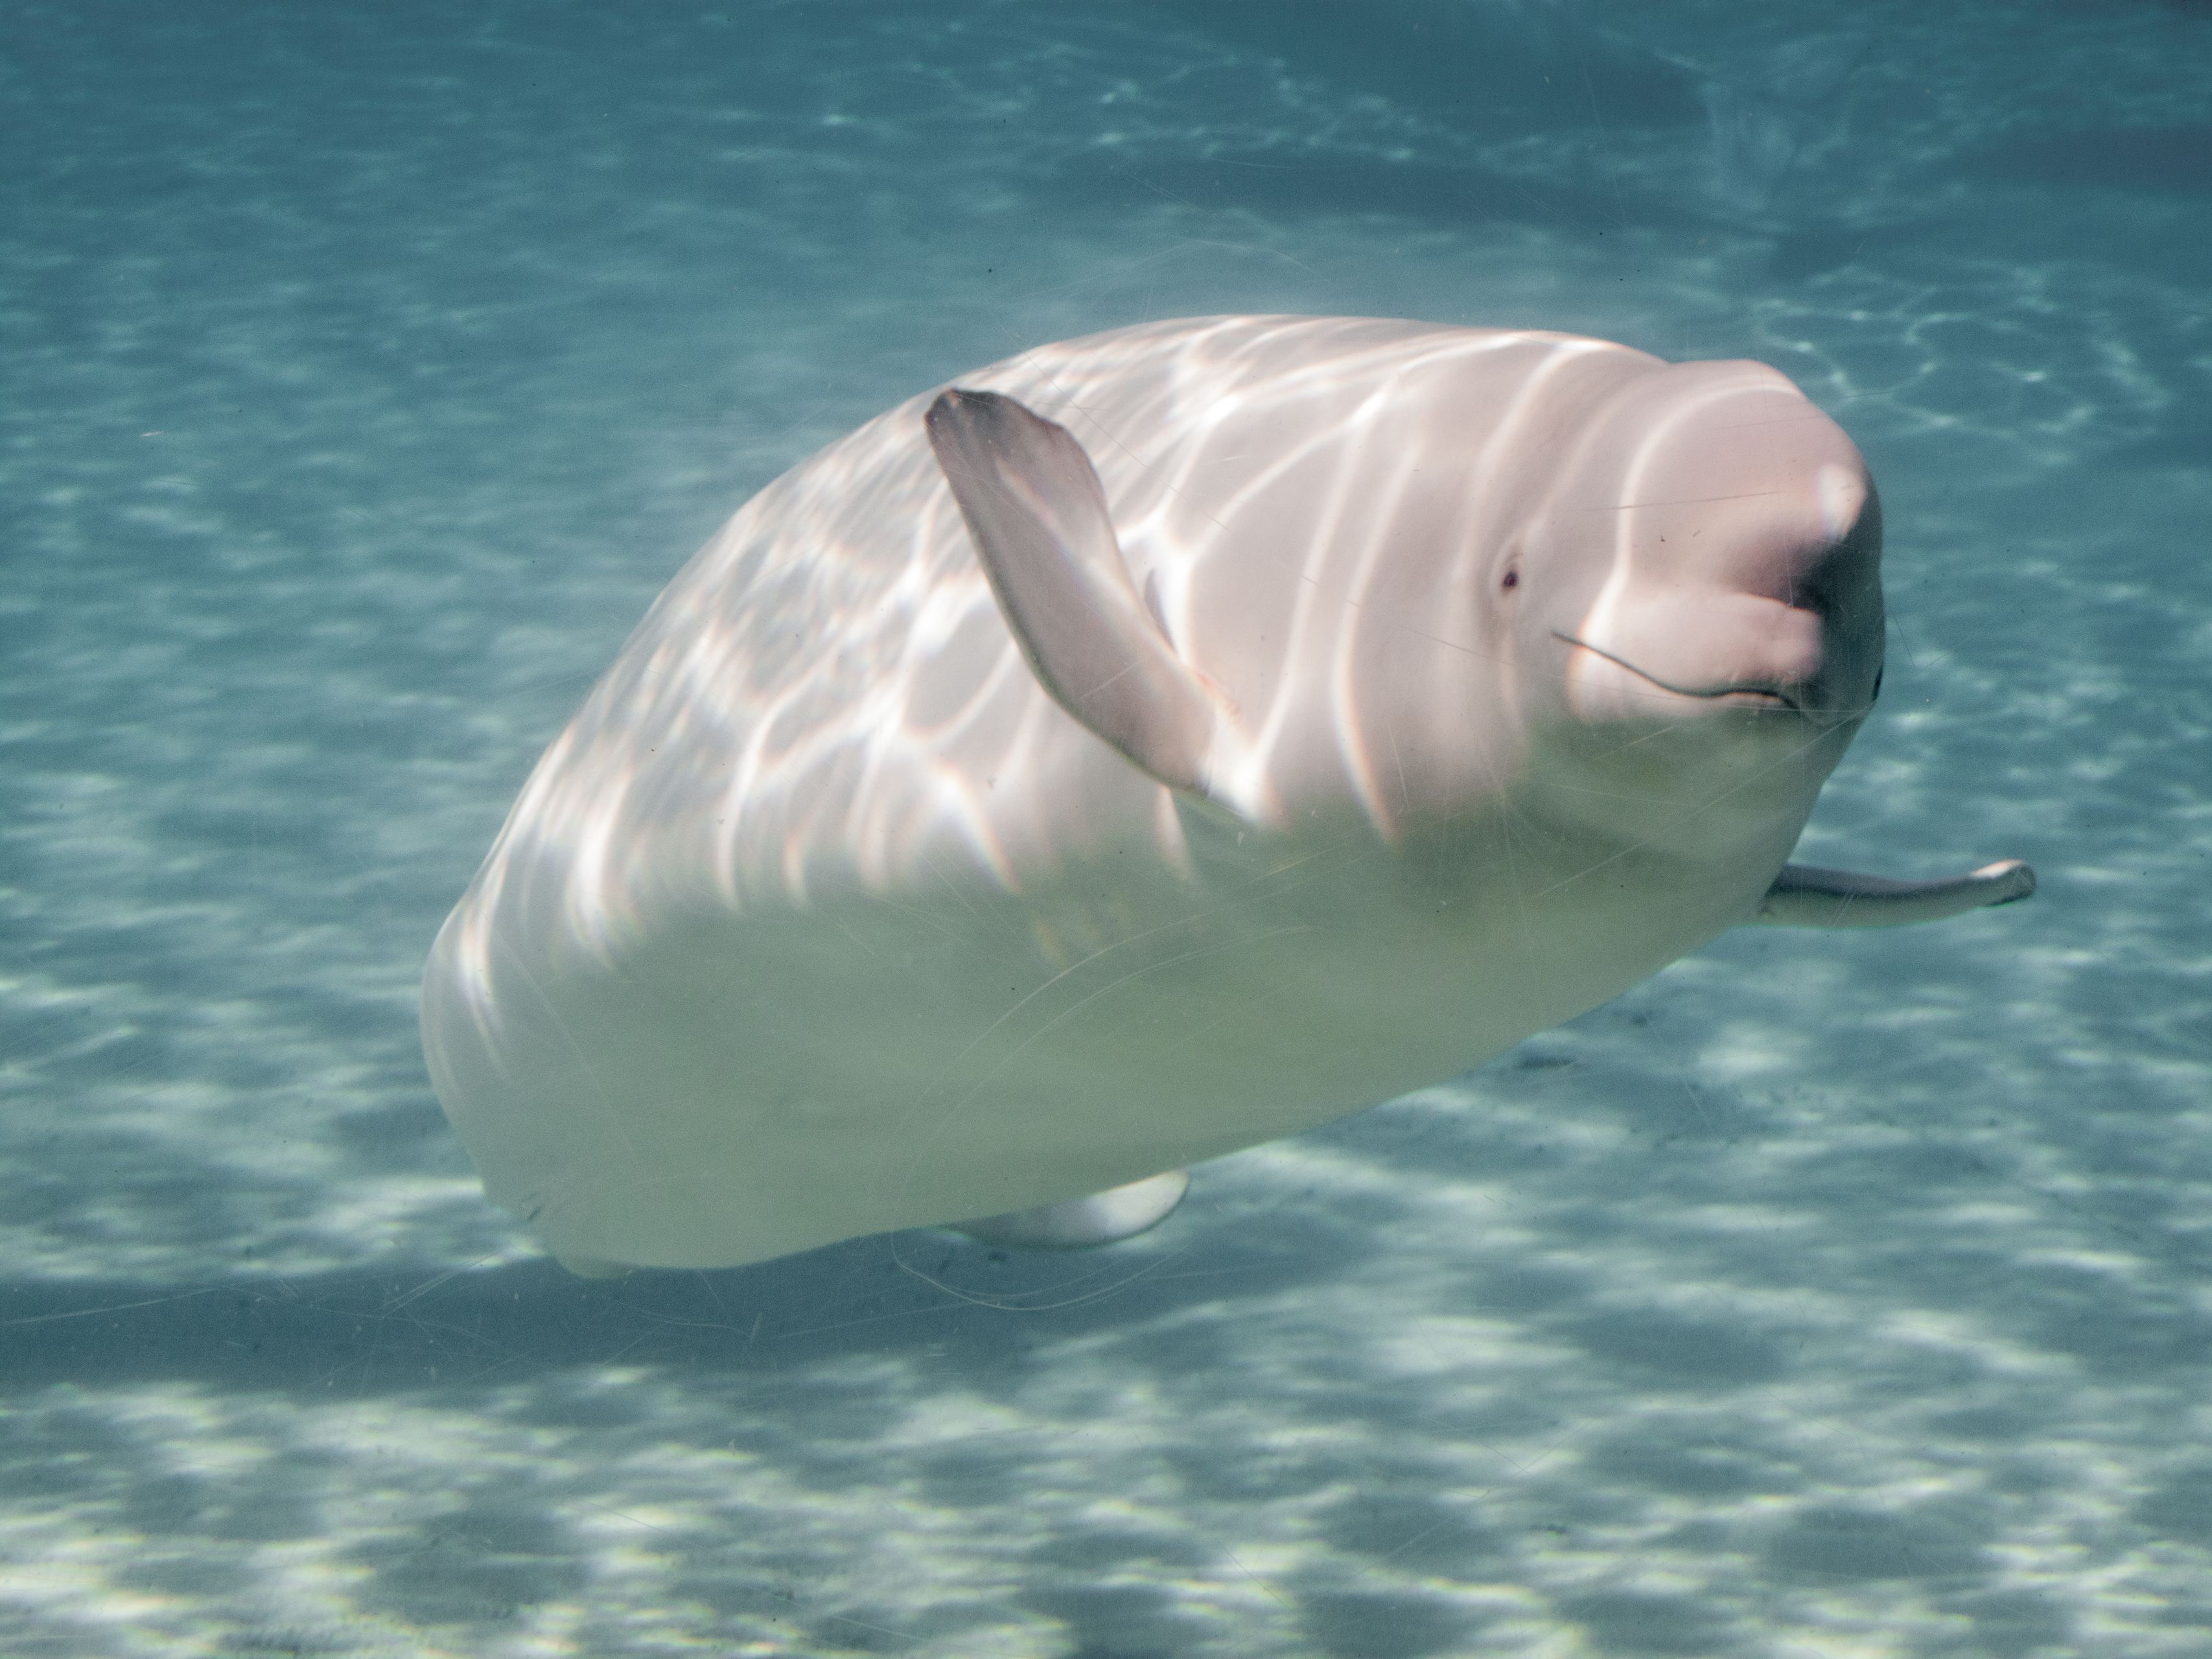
top-left (1754, 859), bottom-right (2036, 928)
top-left (954, 1168), bottom-right (1191, 1250)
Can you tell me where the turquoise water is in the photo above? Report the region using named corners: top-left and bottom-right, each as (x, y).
top-left (4, 2), bottom-right (2208, 1653)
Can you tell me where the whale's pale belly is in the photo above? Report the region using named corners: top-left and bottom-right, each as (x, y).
top-left (425, 787), bottom-right (1780, 1270)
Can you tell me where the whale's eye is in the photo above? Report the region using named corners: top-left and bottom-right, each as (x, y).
top-left (1500, 565), bottom-right (1520, 592)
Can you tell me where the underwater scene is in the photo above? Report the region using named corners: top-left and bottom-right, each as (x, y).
top-left (5, 1), bottom-right (2209, 1653)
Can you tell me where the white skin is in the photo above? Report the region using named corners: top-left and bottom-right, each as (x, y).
top-left (423, 318), bottom-right (2029, 1274)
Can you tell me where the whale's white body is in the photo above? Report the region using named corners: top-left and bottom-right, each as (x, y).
top-left (422, 315), bottom-right (2026, 1272)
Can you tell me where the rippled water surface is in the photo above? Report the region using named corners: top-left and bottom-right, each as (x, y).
top-left (5, 2), bottom-right (2209, 1653)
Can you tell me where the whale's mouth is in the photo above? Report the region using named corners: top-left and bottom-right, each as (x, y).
top-left (1553, 632), bottom-right (1804, 713)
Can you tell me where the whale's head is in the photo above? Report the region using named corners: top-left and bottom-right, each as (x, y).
top-left (1502, 357), bottom-right (1885, 848)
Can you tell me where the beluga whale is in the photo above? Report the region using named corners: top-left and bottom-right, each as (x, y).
top-left (420, 315), bottom-right (2034, 1277)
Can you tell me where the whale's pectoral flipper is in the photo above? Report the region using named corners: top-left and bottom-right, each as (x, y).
top-left (552, 1251), bottom-right (633, 1280)
top-left (953, 1168), bottom-right (1191, 1251)
top-left (1754, 859), bottom-right (2036, 928)
top-left (925, 388), bottom-right (1233, 806)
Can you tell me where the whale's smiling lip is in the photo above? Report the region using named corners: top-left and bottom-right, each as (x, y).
top-left (1552, 631), bottom-right (1804, 713)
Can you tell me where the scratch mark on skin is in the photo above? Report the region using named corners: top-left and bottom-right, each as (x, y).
top-left (1563, 490), bottom-right (1786, 511)
top-left (876, 893), bottom-right (968, 943)
top-left (1712, 410), bottom-right (1839, 430)
top-left (495, 937), bottom-right (637, 1165)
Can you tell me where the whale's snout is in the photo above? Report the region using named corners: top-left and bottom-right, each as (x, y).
top-left (1527, 358), bottom-right (1885, 736)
